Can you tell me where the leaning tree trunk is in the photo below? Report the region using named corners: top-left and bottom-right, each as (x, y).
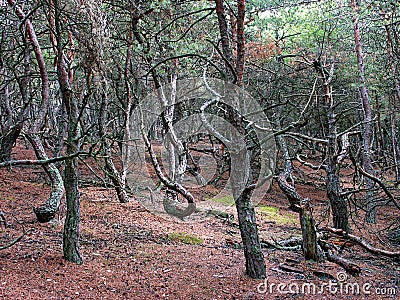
top-left (351, 0), bottom-right (375, 223)
top-left (0, 124), bottom-right (22, 163)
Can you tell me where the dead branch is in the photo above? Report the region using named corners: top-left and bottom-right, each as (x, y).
top-left (260, 239), bottom-right (301, 251)
top-left (296, 154), bottom-right (327, 170)
top-left (286, 132), bottom-right (328, 144)
top-left (0, 151), bottom-right (88, 168)
top-left (349, 151), bottom-right (400, 210)
top-left (323, 227), bottom-right (400, 257)
top-left (325, 250), bottom-right (361, 275)
top-left (0, 229), bottom-right (32, 251)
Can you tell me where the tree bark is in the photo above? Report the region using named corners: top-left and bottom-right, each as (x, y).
top-left (7, 0), bottom-right (65, 222)
top-left (52, 0), bottom-right (82, 264)
top-left (228, 107), bottom-right (266, 279)
top-left (276, 130), bottom-right (301, 213)
top-left (98, 83), bottom-right (129, 204)
top-left (299, 199), bottom-right (324, 262)
top-left (28, 134), bottom-right (64, 223)
top-left (236, 0), bottom-right (246, 86)
top-left (215, 0), bottom-right (234, 77)
top-left (314, 59), bottom-right (350, 231)
top-left (384, 24), bottom-right (400, 183)
top-left (351, 0), bottom-right (375, 223)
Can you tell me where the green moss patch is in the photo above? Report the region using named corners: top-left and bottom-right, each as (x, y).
top-left (209, 195), bottom-right (235, 206)
top-left (167, 232), bottom-right (203, 245)
top-left (257, 205), bottom-right (297, 225)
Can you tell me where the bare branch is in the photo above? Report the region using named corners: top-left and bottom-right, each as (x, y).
top-left (0, 152), bottom-right (88, 168)
top-left (324, 227), bottom-right (400, 257)
top-left (349, 151), bottom-right (400, 210)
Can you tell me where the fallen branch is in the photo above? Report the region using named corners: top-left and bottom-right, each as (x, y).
top-left (325, 250), bottom-right (361, 275)
top-left (296, 154), bottom-right (327, 171)
top-left (0, 229), bottom-right (32, 251)
top-left (278, 263), bottom-right (303, 274)
top-left (323, 227), bottom-right (400, 257)
top-left (260, 239), bottom-right (301, 251)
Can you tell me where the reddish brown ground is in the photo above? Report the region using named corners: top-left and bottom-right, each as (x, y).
top-left (0, 144), bottom-right (399, 299)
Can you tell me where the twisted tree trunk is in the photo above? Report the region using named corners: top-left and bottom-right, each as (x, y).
top-left (28, 134), bottom-right (64, 223)
top-left (276, 131), bottom-right (301, 213)
top-left (7, 0), bottom-right (64, 222)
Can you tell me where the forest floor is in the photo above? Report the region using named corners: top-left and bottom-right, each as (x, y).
top-left (0, 143), bottom-right (399, 299)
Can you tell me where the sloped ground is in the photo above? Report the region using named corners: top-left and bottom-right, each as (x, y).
top-left (0, 145), bottom-right (399, 299)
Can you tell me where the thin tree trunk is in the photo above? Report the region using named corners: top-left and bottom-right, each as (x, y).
top-left (236, 0), bottom-right (246, 86)
top-left (229, 10), bottom-right (237, 57)
top-left (384, 24), bottom-right (400, 182)
top-left (121, 36), bottom-right (134, 197)
top-left (375, 95), bottom-right (385, 157)
top-left (275, 116), bottom-right (301, 213)
top-left (0, 58), bottom-right (24, 162)
top-left (52, 0), bottom-right (82, 264)
top-left (98, 82), bottom-right (129, 204)
top-left (351, 0), bottom-right (375, 223)
top-left (315, 60), bottom-right (350, 231)
top-left (215, 0), bottom-right (233, 77)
